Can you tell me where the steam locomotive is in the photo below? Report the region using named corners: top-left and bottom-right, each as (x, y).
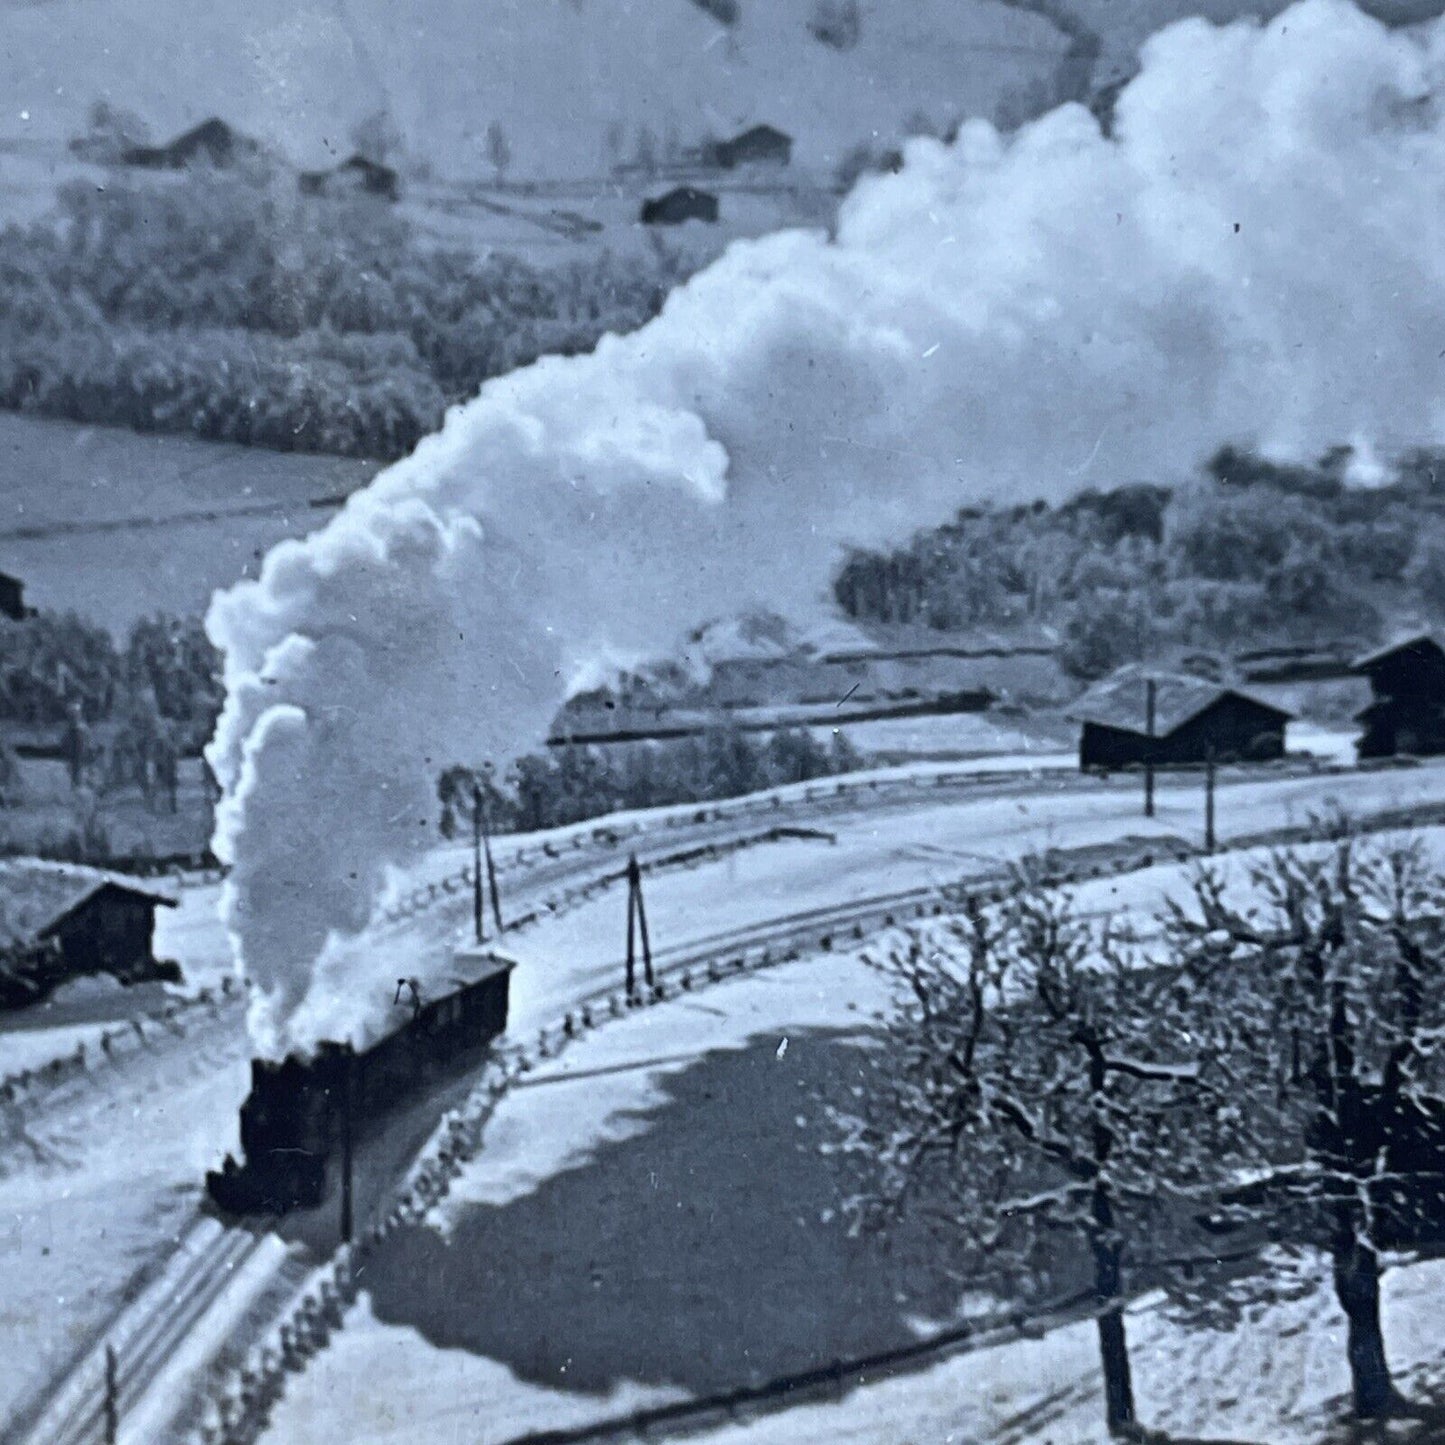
top-left (207, 949), bottom-right (514, 1215)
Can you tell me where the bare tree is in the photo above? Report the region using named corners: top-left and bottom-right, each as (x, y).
top-left (485, 121), bottom-right (512, 185)
top-left (1169, 834), bottom-right (1445, 1419)
top-left (835, 868), bottom-right (1254, 1438)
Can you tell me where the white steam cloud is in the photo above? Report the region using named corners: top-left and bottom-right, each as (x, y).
top-left (210, 0), bottom-right (1445, 1055)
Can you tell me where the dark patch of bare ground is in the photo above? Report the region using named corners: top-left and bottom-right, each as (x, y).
top-left (357, 1024), bottom-right (1066, 1400)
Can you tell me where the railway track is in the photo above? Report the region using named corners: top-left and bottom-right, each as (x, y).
top-left (19, 791), bottom-right (1442, 1445)
top-left (11, 1220), bottom-right (267, 1445)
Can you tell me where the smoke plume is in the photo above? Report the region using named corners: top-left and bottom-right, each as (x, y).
top-left (210, 0), bottom-right (1445, 1054)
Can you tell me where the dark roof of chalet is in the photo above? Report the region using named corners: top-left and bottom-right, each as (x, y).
top-left (0, 861), bottom-right (177, 950)
top-left (725, 123), bottom-right (792, 146)
top-left (1351, 633), bottom-right (1445, 672)
top-left (123, 117), bottom-right (260, 168)
top-left (1067, 668), bottom-right (1293, 738)
top-left (646, 185), bottom-right (717, 205)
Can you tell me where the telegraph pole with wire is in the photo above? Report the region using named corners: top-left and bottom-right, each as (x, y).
top-left (1144, 676), bottom-right (1157, 819)
top-left (339, 1045), bottom-right (355, 1246)
top-left (472, 783), bottom-right (486, 946)
top-left (625, 853), bottom-right (654, 1000)
top-left (1205, 746), bottom-right (1217, 853)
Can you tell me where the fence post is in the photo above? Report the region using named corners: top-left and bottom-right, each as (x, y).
top-left (104, 1343), bottom-right (119, 1445)
top-left (1205, 747), bottom-right (1217, 853)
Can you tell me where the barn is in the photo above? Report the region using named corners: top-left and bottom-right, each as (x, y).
top-left (710, 124), bottom-right (793, 169)
top-left (1352, 634), bottom-right (1445, 758)
top-left (299, 154), bottom-right (400, 202)
top-left (640, 186), bottom-right (720, 225)
top-left (0, 572), bottom-right (26, 622)
top-left (1070, 669), bottom-right (1292, 771)
top-left (0, 862), bottom-right (179, 1008)
top-left (123, 118), bottom-right (262, 170)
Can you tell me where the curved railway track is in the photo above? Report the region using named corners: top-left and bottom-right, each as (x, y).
top-left (17, 789), bottom-right (1440, 1445)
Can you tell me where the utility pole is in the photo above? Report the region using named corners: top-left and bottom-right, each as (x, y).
top-left (480, 788), bottom-right (504, 934)
top-left (339, 1048), bottom-right (354, 1246)
top-left (472, 783), bottom-right (486, 946)
top-left (1204, 746), bottom-right (1217, 853)
top-left (624, 854), bottom-right (655, 999)
top-left (103, 1343), bottom-right (118, 1445)
top-left (1144, 676), bottom-right (1157, 819)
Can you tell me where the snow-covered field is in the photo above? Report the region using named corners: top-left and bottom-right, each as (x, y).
top-left (0, 1005), bottom-right (249, 1431)
top-left (8, 758), bottom-right (1445, 1440)
top-left (261, 939), bottom-right (1445, 1445)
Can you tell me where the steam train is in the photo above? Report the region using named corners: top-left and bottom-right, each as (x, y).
top-left (207, 949), bottom-right (514, 1215)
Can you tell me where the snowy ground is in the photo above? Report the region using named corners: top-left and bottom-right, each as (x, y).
top-left (261, 940), bottom-right (1445, 1445)
top-left (0, 1000), bottom-right (250, 1432)
top-left (8, 758), bottom-right (1445, 1438)
top-left (329, 756), bottom-right (1445, 1044)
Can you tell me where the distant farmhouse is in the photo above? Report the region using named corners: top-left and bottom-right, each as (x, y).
top-left (640, 186), bottom-right (720, 226)
top-left (0, 861), bottom-right (178, 1008)
top-left (122, 117), bottom-right (263, 170)
top-left (0, 571), bottom-right (27, 623)
top-left (1070, 668), bottom-right (1292, 771)
top-left (299, 154), bottom-right (400, 202)
top-left (1352, 634), bottom-right (1445, 758)
top-left (708, 123), bottom-right (793, 169)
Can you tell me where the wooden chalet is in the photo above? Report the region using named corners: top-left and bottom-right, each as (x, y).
top-left (0, 862), bottom-right (179, 1007)
top-left (1070, 668), bottom-right (1292, 771)
top-left (122, 117), bottom-right (262, 170)
top-left (0, 572), bottom-right (26, 622)
top-left (298, 153), bottom-right (400, 202)
top-left (640, 186), bottom-right (719, 225)
top-left (1352, 634), bottom-right (1445, 759)
top-left (710, 124), bottom-right (792, 169)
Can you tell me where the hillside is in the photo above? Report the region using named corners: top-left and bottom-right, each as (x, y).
top-left (7, 0), bottom-right (1445, 187)
top-left (0, 0), bottom-right (1066, 182)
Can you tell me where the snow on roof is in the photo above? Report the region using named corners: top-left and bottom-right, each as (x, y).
top-left (0, 860), bottom-right (177, 949)
top-left (1067, 667), bottom-right (1293, 738)
top-left (1351, 633), bottom-right (1445, 672)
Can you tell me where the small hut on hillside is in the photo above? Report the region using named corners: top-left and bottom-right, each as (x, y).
top-left (298, 153), bottom-right (400, 202)
top-left (640, 186), bottom-right (719, 225)
top-left (1069, 668), bottom-right (1292, 771)
top-left (0, 572), bottom-right (27, 622)
top-left (122, 118), bottom-right (262, 170)
top-left (709, 123), bottom-right (793, 169)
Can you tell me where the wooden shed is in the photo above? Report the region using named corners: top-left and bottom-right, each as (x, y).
top-left (298, 153), bottom-right (400, 202)
top-left (711, 124), bottom-right (793, 169)
top-left (0, 572), bottom-right (26, 622)
top-left (0, 862), bottom-right (179, 1007)
top-left (1070, 669), bottom-right (1292, 771)
top-left (640, 186), bottom-right (719, 225)
top-left (123, 117), bottom-right (262, 170)
top-left (1352, 634), bottom-right (1445, 758)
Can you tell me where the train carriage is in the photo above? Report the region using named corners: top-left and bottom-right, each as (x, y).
top-left (208, 950), bottom-right (514, 1215)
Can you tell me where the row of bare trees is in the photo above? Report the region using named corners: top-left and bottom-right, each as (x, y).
top-left (837, 833), bottom-right (1445, 1437)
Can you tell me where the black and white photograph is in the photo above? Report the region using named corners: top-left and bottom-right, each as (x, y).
top-left (6, 0), bottom-right (1445, 1440)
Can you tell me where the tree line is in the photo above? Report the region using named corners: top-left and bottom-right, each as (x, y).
top-left (436, 726), bottom-right (862, 838)
top-left (0, 611), bottom-right (222, 811)
top-left (0, 172), bottom-right (689, 459)
top-left (834, 447), bottom-right (1445, 679)
top-left (838, 830), bottom-right (1445, 1436)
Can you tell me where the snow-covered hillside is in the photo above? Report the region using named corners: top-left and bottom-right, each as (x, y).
top-left (0, 0), bottom-right (1065, 178)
